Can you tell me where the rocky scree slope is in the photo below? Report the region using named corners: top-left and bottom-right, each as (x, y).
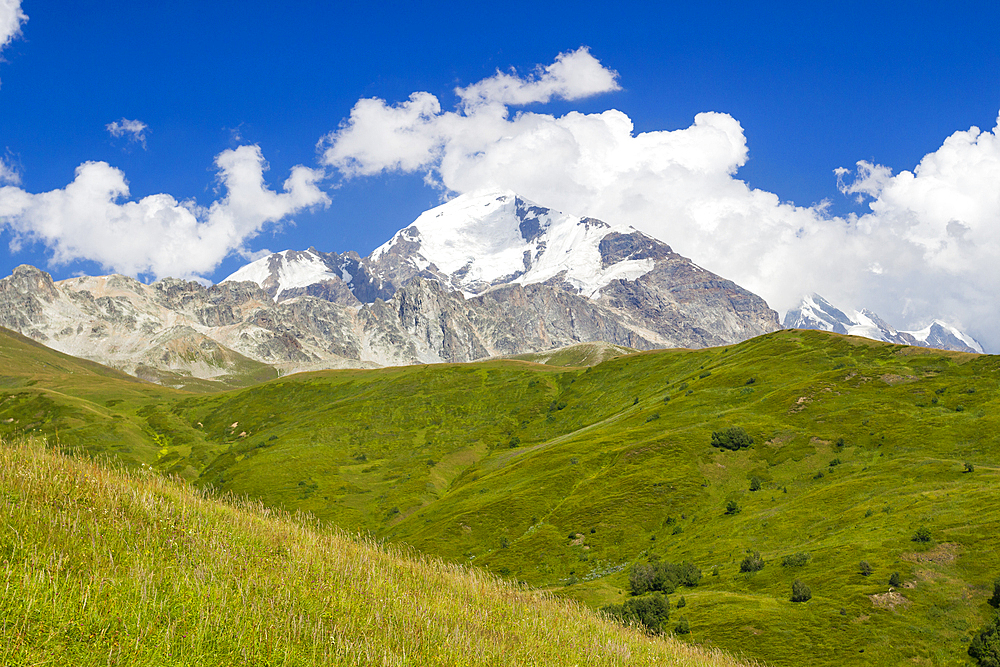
top-left (0, 191), bottom-right (779, 384)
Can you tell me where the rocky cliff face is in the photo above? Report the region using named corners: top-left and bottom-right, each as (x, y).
top-left (0, 191), bottom-right (783, 385)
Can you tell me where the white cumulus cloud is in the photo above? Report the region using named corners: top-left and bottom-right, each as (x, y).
top-left (107, 118), bottom-right (149, 149)
top-left (0, 0), bottom-right (27, 87)
top-left (0, 145), bottom-right (329, 280)
top-left (319, 47), bottom-right (621, 178)
top-left (0, 157), bottom-right (19, 185)
top-left (320, 50), bottom-right (1000, 351)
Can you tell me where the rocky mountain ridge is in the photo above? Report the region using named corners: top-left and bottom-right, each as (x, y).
top-left (0, 191), bottom-right (781, 385)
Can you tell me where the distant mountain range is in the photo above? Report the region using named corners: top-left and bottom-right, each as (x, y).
top-left (0, 191), bottom-right (780, 386)
top-left (783, 293), bottom-right (982, 354)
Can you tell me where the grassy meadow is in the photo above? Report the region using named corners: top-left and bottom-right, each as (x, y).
top-left (0, 438), bottom-right (754, 666)
top-left (2, 325), bottom-right (1000, 664)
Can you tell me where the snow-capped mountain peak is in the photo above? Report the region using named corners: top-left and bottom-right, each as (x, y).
top-left (370, 189), bottom-right (658, 298)
top-left (784, 294), bottom-right (982, 353)
top-left (226, 248), bottom-right (342, 294)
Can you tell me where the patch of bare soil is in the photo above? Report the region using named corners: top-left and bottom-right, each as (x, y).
top-left (903, 542), bottom-right (959, 564)
top-left (881, 373), bottom-right (917, 385)
top-left (790, 396), bottom-right (811, 413)
top-left (870, 591), bottom-right (911, 611)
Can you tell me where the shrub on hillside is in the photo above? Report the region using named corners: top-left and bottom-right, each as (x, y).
top-left (859, 561), bottom-right (874, 577)
top-left (749, 476), bottom-right (762, 491)
top-left (968, 612), bottom-right (1000, 666)
top-left (790, 579), bottom-right (812, 602)
top-left (601, 592), bottom-right (670, 634)
top-left (711, 426), bottom-right (753, 451)
top-left (674, 616), bottom-right (690, 634)
top-left (966, 462), bottom-right (976, 473)
top-left (990, 576), bottom-right (1000, 608)
top-left (725, 500), bottom-right (741, 515)
top-left (889, 572), bottom-right (901, 587)
top-left (781, 552), bottom-right (810, 567)
top-left (740, 551), bottom-right (765, 573)
top-left (913, 526), bottom-right (932, 543)
top-left (629, 561), bottom-right (702, 595)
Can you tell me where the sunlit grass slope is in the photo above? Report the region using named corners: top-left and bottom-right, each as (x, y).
top-left (0, 439), bottom-right (753, 667)
top-left (161, 331), bottom-right (1000, 666)
top-left (4, 326), bottom-right (1000, 665)
top-left (0, 326), bottom-right (229, 477)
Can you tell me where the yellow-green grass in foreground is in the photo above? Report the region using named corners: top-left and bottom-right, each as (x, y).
top-left (0, 439), bottom-right (756, 667)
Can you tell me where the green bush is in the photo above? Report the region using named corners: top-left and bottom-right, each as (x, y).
top-left (781, 552), bottom-right (810, 567)
top-left (966, 461), bottom-right (976, 473)
top-left (969, 612), bottom-right (1000, 666)
top-left (740, 551), bottom-right (765, 573)
top-left (859, 561), bottom-right (874, 577)
top-left (725, 500), bottom-right (741, 515)
top-left (676, 596), bottom-right (686, 608)
top-left (629, 561), bottom-right (702, 595)
top-left (601, 592), bottom-right (670, 634)
top-left (791, 579), bottom-right (812, 602)
top-left (711, 426), bottom-right (753, 451)
top-left (913, 526), bottom-right (932, 543)
top-left (889, 572), bottom-right (901, 587)
top-left (674, 616), bottom-right (690, 634)
top-left (749, 476), bottom-right (762, 492)
top-left (990, 576), bottom-right (1000, 608)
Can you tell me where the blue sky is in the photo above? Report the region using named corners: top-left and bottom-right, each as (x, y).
top-left (1, 1), bottom-right (1000, 346)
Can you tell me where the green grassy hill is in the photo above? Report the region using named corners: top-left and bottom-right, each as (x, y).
top-left (2, 325), bottom-right (999, 665)
top-left (0, 439), bottom-right (749, 666)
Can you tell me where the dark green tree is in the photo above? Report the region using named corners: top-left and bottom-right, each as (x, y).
top-left (749, 476), bottom-right (762, 491)
top-left (889, 572), bottom-right (901, 587)
top-left (969, 612), bottom-right (1000, 667)
top-left (711, 426), bottom-right (754, 451)
top-left (740, 551), bottom-right (765, 573)
top-left (791, 579), bottom-right (812, 602)
top-left (913, 526), bottom-right (932, 543)
top-left (781, 552), bottom-right (810, 567)
top-left (725, 500), bottom-right (741, 515)
top-left (859, 561), bottom-right (874, 577)
top-left (990, 576), bottom-right (1000, 608)
top-left (601, 592), bottom-right (671, 634)
top-left (674, 616), bottom-right (690, 634)
top-left (628, 561), bottom-right (702, 595)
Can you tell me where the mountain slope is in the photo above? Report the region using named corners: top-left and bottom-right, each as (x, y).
top-left (1, 439), bottom-right (750, 667)
top-left (6, 326), bottom-right (999, 665)
top-left (784, 293), bottom-right (982, 353)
